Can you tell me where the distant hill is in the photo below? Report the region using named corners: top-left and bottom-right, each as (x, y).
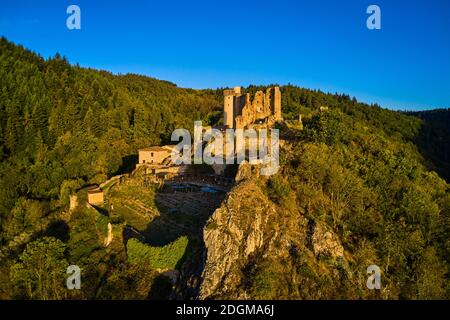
top-left (408, 109), bottom-right (450, 181)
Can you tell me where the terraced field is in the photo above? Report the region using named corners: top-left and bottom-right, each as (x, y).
top-left (105, 177), bottom-right (227, 298)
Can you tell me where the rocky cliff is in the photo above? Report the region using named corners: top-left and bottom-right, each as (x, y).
top-left (198, 157), bottom-right (359, 299)
top-left (199, 162), bottom-right (307, 299)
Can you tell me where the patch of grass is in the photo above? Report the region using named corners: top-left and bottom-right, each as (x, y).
top-left (127, 236), bottom-right (189, 270)
top-left (205, 220), bottom-right (218, 230)
top-left (95, 211), bottom-right (110, 238)
top-left (114, 204), bottom-right (149, 231)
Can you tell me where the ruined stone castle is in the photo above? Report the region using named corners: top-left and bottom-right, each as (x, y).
top-left (223, 86), bottom-right (282, 129)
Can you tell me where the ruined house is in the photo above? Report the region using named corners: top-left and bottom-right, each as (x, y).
top-left (223, 86), bottom-right (282, 129)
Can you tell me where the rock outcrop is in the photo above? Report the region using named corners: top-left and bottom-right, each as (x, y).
top-left (199, 181), bottom-right (273, 298)
top-left (311, 221), bottom-right (344, 259)
top-left (199, 162), bottom-right (307, 299)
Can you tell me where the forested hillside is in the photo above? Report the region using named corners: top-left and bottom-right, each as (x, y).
top-left (0, 37), bottom-right (223, 298)
top-left (0, 36), bottom-right (221, 240)
top-left (0, 37), bottom-right (448, 299)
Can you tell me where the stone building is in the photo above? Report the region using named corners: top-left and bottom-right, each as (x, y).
top-left (138, 145), bottom-right (175, 165)
top-left (136, 145), bottom-right (185, 180)
top-left (223, 86), bottom-right (282, 129)
top-left (87, 186), bottom-right (104, 205)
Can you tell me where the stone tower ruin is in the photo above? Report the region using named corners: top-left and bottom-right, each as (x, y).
top-left (223, 86), bottom-right (282, 129)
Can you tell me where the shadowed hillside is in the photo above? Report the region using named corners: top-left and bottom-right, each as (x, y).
top-left (408, 109), bottom-right (450, 182)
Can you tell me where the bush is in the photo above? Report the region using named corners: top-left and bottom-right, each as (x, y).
top-left (249, 259), bottom-right (291, 299)
top-left (267, 175), bottom-right (291, 203)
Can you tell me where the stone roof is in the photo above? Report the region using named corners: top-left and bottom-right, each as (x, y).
top-left (162, 145), bottom-right (177, 151)
top-left (138, 146), bottom-right (168, 152)
top-left (87, 186), bottom-right (103, 194)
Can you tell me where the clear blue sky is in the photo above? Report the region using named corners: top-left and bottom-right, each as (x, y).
top-left (1, 0), bottom-right (449, 110)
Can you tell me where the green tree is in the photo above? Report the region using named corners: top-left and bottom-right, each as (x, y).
top-left (416, 247), bottom-right (448, 300)
top-left (10, 237), bottom-right (68, 299)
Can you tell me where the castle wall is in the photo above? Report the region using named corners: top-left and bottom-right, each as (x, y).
top-left (273, 86), bottom-right (282, 120)
top-left (224, 94), bottom-right (234, 128)
top-left (69, 195), bottom-right (78, 210)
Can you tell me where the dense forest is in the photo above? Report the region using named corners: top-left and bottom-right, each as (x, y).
top-left (0, 36), bottom-right (223, 235)
top-left (0, 37), bottom-right (448, 299)
top-left (0, 37), bottom-right (223, 298)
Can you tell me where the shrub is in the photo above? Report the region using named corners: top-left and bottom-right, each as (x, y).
top-left (267, 175), bottom-right (291, 203)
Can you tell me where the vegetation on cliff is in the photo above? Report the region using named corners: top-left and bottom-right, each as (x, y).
top-left (201, 108), bottom-right (449, 299)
